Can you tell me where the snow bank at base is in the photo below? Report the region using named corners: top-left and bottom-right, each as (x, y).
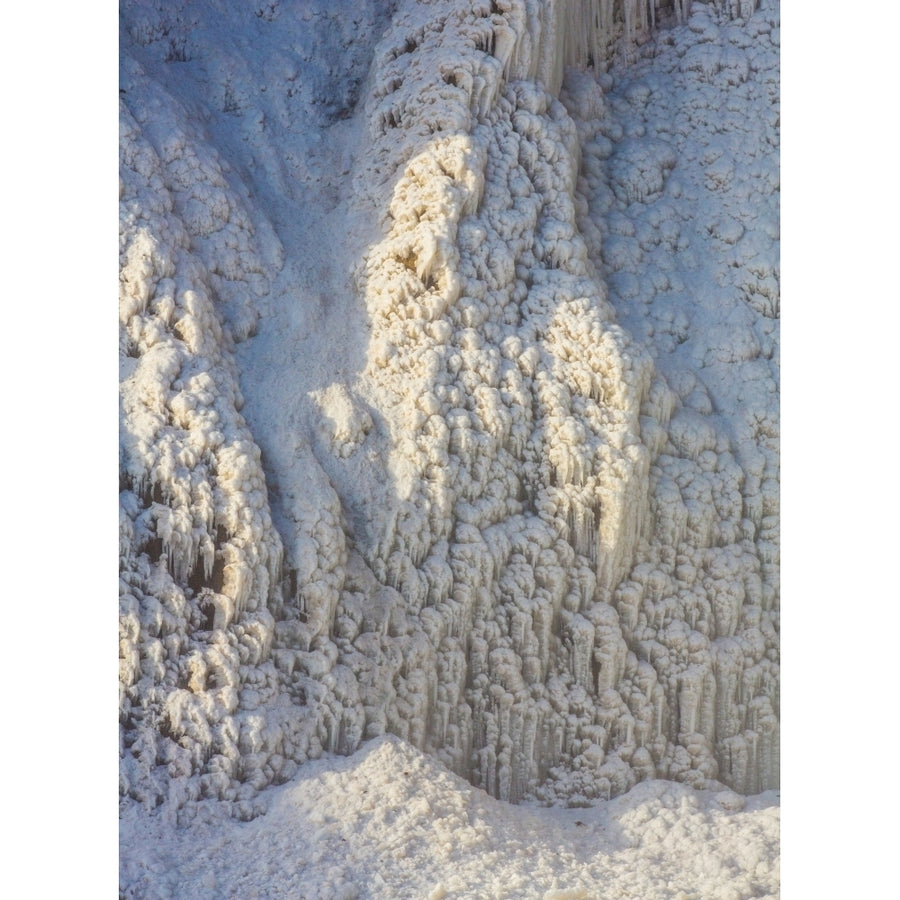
top-left (119, 0), bottom-right (778, 828)
top-left (119, 734), bottom-right (779, 899)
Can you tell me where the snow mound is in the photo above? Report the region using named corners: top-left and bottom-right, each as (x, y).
top-left (120, 734), bottom-right (779, 898)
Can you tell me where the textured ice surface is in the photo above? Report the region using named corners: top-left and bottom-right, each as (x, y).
top-left (120, 0), bottom-right (779, 893)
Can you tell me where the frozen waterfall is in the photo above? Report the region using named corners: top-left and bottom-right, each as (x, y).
top-left (119, 0), bottom-right (778, 819)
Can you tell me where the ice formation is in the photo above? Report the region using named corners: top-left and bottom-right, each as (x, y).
top-left (119, 0), bottom-right (779, 824)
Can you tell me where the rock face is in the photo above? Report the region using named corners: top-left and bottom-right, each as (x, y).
top-left (119, 0), bottom-right (778, 816)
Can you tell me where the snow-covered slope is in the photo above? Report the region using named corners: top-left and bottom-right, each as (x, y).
top-left (120, 0), bottom-right (778, 893)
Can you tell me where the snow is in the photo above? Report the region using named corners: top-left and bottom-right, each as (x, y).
top-left (119, 0), bottom-right (782, 895)
top-left (120, 734), bottom-right (779, 899)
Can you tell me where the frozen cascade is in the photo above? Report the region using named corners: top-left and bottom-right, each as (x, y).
top-left (120, 0), bottom-right (779, 818)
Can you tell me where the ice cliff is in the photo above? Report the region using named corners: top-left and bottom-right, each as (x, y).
top-left (119, 0), bottom-right (778, 819)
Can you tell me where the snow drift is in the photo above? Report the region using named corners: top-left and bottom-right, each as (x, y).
top-left (119, 0), bottom-right (778, 824)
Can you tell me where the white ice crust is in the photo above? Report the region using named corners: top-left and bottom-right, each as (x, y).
top-left (120, 0), bottom-right (778, 893)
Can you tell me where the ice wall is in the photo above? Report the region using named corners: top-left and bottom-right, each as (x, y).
top-left (119, 0), bottom-right (778, 816)
top-left (118, 89), bottom-right (286, 806)
top-left (118, 0), bottom-right (384, 814)
top-left (567, 0), bottom-right (779, 795)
